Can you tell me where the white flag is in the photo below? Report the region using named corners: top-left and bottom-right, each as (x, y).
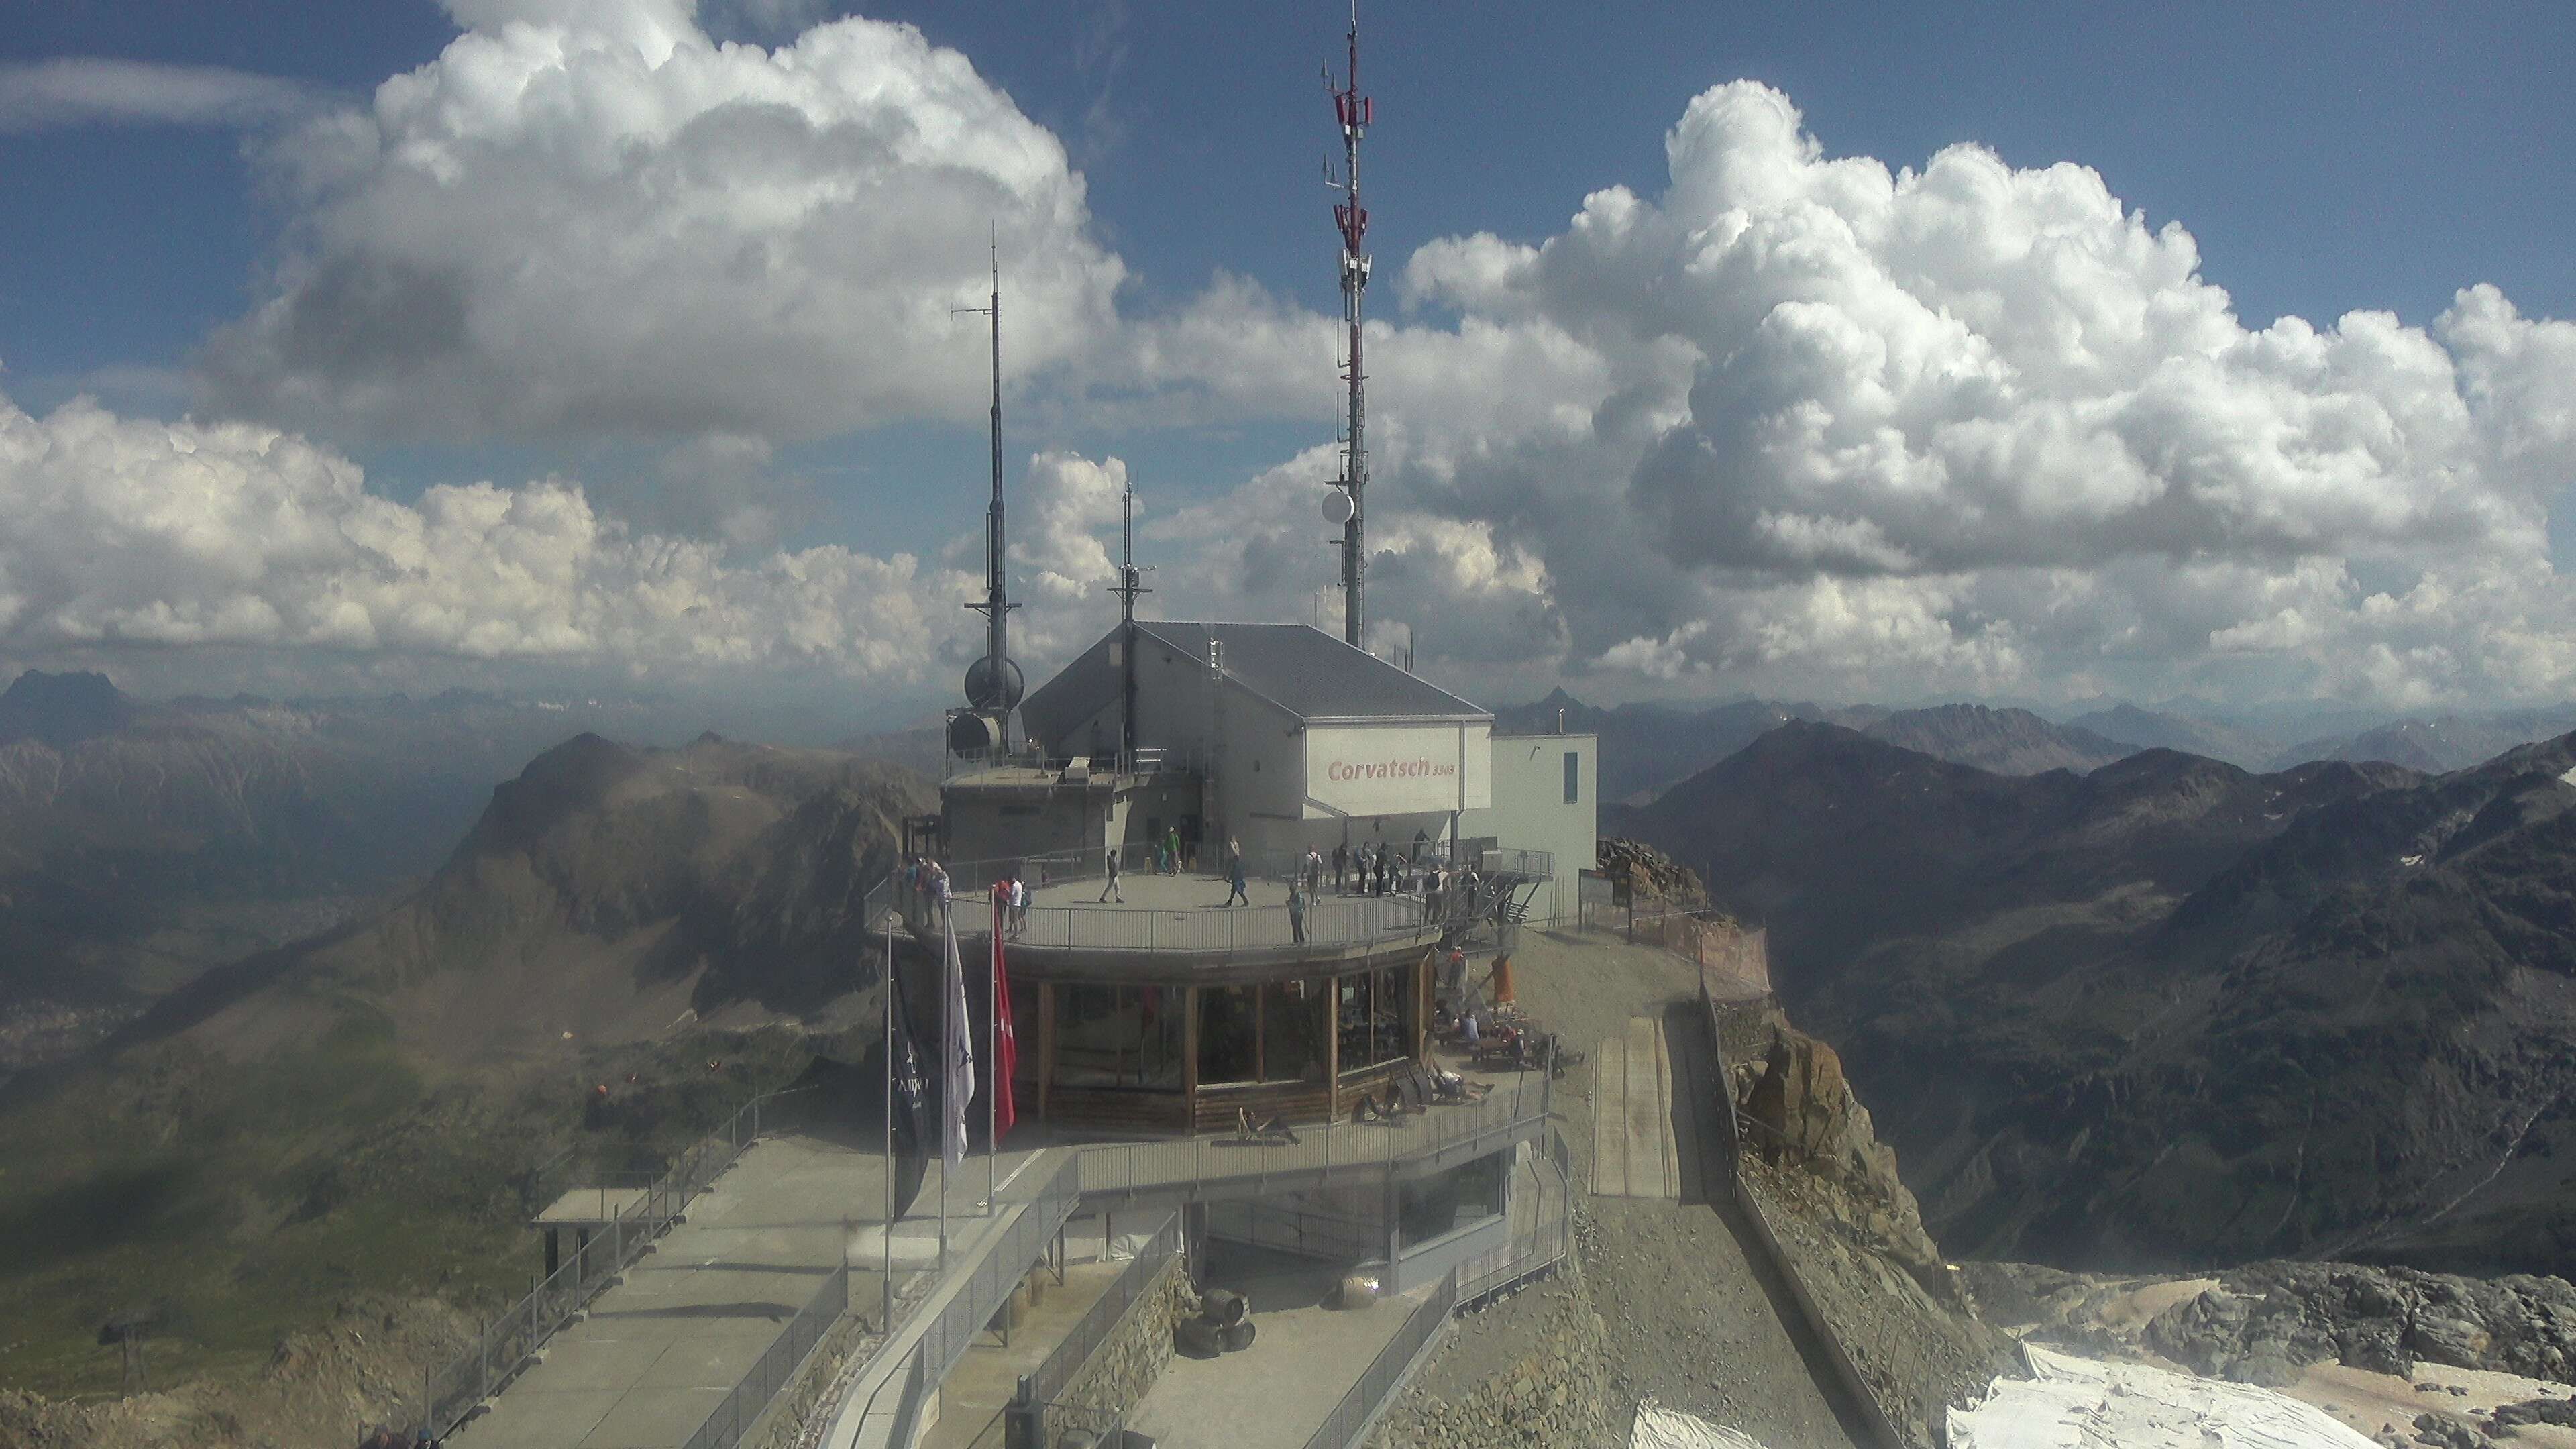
top-left (940, 917), bottom-right (976, 1168)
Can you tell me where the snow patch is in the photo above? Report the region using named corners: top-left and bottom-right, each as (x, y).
top-left (1630, 1400), bottom-right (1771, 1449)
top-left (1948, 1345), bottom-right (2377, 1448)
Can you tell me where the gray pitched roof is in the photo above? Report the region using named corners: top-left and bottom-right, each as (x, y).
top-left (1133, 622), bottom-right (1488, 722)
top-left (1019, 621), bottom-right (1488, 745)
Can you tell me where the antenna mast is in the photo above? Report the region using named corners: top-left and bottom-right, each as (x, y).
top-left (1326, 0), bottom-right (1373, 648)
top-left (955, 239), bottom-right (1023, 749)
top-left (1106, 486), bottom-right (1152, 763)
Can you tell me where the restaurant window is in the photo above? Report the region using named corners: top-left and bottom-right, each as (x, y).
top-left (1201, 985), bottom-right (1259, 1084)
top-left (1336, 961), bottom-right (1418, 1072)
top-left (1261, 979), bottom-right (1329, 1084)
top-left (1397, 1148), bottom-right (1509, 1251)
top-left (1056, 984), bottom-right (1183, 1089)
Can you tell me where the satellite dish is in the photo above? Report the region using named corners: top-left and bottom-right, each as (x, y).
top-left (1322, 490), bottom-right (1356, 524)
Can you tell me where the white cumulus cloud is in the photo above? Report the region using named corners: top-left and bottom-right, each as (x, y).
top-left (199, 0), bottom-right (1123, 443)
top-left (0, 388), bottom-right (969, 684)
top-left (1312, 82), bottom-right (2576, 705)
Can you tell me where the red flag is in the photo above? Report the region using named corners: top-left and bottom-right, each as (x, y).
top-left (991, 894), bottom-right (1018, 1138)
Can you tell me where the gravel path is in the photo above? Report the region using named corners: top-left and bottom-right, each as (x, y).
top-left (1508, 930), bottom-right (1862, 1448)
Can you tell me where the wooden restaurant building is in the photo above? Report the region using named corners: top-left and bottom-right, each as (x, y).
top-left (894, 619), bottom-right (1590, 1135)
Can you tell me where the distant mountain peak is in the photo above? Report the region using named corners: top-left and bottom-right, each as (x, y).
top-left (0, 669), bottom-right (138, 749)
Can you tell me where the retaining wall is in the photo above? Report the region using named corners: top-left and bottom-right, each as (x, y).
top-left (1697, 978), bottom-right (1915, 1449)
top-left (1041, 1254), bottom-right (1191, 1442)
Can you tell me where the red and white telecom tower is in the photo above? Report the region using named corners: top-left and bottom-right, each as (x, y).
top-left (1324, 1), bottom-right (1374, 649)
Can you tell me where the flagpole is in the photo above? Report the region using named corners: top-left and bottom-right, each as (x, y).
top-left (938, 921), bottom-right (950, 1271)
top-left (988, 890), bottom-right (999, 1215)
top-left (881, 913), bottom-right (894, 1331)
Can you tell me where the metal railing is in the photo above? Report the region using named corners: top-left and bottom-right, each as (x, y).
top-left (881, 1153), bottom-right (1087, 1440)
top-left (1300, 1263), bottom-right (1460, 1449)
top-left (680, 1264), bottom-right (850, 1449)
top-left (943, 745), bottom-right (1197, 784)
top-left (1209, 1199), bottom-right (1385, 1263)
top-left (995, 896), bottom-right (1437, 954)
top-left (1453, 1129), bottom-right (1577, 1307)
top-left (418, 1091), bottom-right (794, 1440)
top-left (883, 1349), bottom-right (929, 1449)
top-left (863, 836), bottom-right (1560, 953)
top-left (1024, 1210), bottom-right (1181, 1409)
top-left (1073, 1044), bottom-right (1554, 1199)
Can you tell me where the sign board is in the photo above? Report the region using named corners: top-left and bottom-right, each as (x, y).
top-left (1304, 723), bottom-right (1491, 818)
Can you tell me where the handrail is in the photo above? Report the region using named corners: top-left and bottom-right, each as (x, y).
top-left (417, 1089), bottom-right (793, 1440)
top-left (1024, 1210), bottom-right (1181, 1407)
top-left (679, 1264), bottom-right (850, 1449)
top-left (1073, 1041), bottom-right (1554, 1199)
top-left (882, 1153), bottom-right (1086, 1444)
top-left (1300, 1263), bottom-right (1460, 1449)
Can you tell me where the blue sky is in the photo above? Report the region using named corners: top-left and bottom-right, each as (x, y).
top-left (2, 0), bottom-right (2573, 720)
top-left (9, 1), bottom-right (2569, 395)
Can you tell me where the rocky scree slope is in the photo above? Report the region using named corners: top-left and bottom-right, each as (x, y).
top-left (1634, 722), bottom-right (2576, 1280)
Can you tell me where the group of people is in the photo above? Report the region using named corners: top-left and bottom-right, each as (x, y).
top-left (900, 855), bottom-right (955, 919)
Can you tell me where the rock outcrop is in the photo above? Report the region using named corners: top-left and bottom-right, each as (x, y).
top-left (1595, 837), bottom-right (1705, 905)
top-left (1964, 1258), bottom-right (2576, 1387)
top-left (1729, 1022), bottom-right (2019, 1448)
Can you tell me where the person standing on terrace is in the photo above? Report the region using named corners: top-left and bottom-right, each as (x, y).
top-left (1225, 844), bottom-right (1250, 907)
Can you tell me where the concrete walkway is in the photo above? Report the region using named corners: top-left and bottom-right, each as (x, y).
top-left (1126, 1242), bottom-right (1430, 1449)
top-left (455, 1136), bottom-right (882, 1449)
top-left (914, 1258), bottom-right (1128, 1449)
top-left (1590, 1016), bottom-right (1690, 1199)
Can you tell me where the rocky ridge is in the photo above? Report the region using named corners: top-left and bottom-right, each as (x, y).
top-left (1964, 1259), bottom-right (2576, 1389)
top-left (1635, 722), bottom-right (2576, 1279)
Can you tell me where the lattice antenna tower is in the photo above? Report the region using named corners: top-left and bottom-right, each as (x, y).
top-left (953, 235), bottom-right (1023, 752)
top-left (1322, 0), bottom-right (1374, 648)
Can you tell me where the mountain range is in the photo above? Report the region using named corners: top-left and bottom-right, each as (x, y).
top-left (1629, 721), bottom-right (2576, 1280)
top-left (0, 670), bottom-right (800, 1067)
top-left (1501, 686), bottom-right (2576, 803)
top-left (0, 731), bottom-right (930, 1396)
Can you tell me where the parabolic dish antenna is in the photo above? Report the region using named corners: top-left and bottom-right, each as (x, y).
top-left (1322, 489), bottom-right (1356, 524)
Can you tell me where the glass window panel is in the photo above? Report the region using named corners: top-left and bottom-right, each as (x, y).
top-left (1201, 985), bottom-right (1259, 1084)
top-left (1260, 978), bottom-right (1329, 1084)
top-left (1397, 1148), bottom-right (1509, 1250)
top-left (1055, 984), bottom-right (1181, 1089)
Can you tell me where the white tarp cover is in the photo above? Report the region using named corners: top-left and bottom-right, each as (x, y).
top-left (1947, 1346), bottom-right (2378, 1449)
top-left (1629, 1400), bottom-right (1770, 1449)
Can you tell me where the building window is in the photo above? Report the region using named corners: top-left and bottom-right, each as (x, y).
top-left (1397, 1148), bottom-right (1509, 1251)
top-left (1201, 985), bottom-right (1259, 1084)
top-left (1056, 984), bottom-right (1183, 1089)
top-left (1563, 750), bottom-right (1580, 804)
top-left (1337, 961), bottom-right (1419, 1072)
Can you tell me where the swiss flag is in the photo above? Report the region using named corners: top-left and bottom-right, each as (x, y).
top-left (991, 894), bottom-right (1018, 1139)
